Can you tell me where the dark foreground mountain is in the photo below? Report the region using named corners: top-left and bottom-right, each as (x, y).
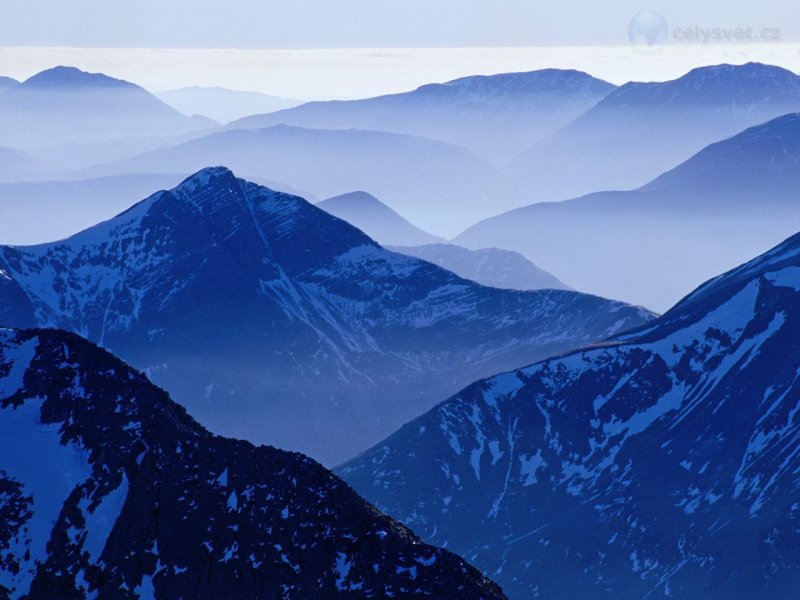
top-left (340, 229), bottom-right (800, 598)
top-left (227, 69), bottom-right (616, 163)
top-left (0, 167), bottom-right (652, 465)
top-left (388, 244), bottom-right (571, 292)
top-left (457, 111), bottom-right (800, 311)
top-left (507, 62), bottom-right (800, 204)
top-left (0, 327), bottom-right (505, 599)
top-left (317, 191), bottom-right (444, 247)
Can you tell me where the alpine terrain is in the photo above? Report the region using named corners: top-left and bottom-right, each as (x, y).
top-left (0, 327), bottom-right (505, 599)
top-left (0, 167), bottom-right (652, 465)
top-left (340, 229), bottom-right (800, 598)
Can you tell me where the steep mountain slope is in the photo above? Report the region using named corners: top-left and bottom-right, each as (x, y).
top-left (507, 62), bottom-right (800, 203)
top-left (227, 69), bottom-right (616, 162)
top-left (340, 229), bottom-right (800, 598)
top-left (388, 244), bottom-right (571, 291)
top-left (0, 167), bottom-right (652, 465)
top-left (0, 327), bottom-right (505, 599)
top-left (0, 66), bottom-right (215, 149)
top-left (78, 125), bottom-right (502, 237)
top-left (156, 86), bottom-right (302, 123)
top-left (457, 112), bottom-right (800, 311)
top-left (317, 191), bottom-right (444, 246)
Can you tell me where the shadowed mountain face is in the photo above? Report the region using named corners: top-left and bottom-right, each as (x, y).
top-left (0, 66), bottom-right (215, 149)
top-left (507, 62), bottom-right (800, 204)
top-left (0, 167), bottom-right (653, 465)
top-left (388, 244), bottom-right (572, 292)
top-left (317, 191), bottom-right (444, 247)
top-left (76, 125), bottom-right (503, 237)
top-left (0, 327), bottom-right (506, 599)
top-left (457, 112), bottom-right (800, 312)
top-left (226, 69), bottom-right (616, 163)
top-left (339, 229), bottom-right (800, 599)
top-left (156, 86), bottom-right (302, 124)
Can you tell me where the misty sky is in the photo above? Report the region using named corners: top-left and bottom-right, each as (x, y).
top-left (1, 0), bottom-right (797, 98)
top-left (2, 0), bottom-right (797, 47)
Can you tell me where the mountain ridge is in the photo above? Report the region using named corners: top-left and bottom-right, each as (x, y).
top-left (457, 110), bottom-right (800, 310)
top-left (0, 66), bottom-right (216, 149)
top-left (0, 167), bottom-right (653, 465)
top-left (317, 191), bottom-right (444, 246)
top-left (0, 325), bottom-right (506, 599)
top-left (339, 228), bottom-right (800, 598)
top-left (225, 68), bottom-right (616, 162)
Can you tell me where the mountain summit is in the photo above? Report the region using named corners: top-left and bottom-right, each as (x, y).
top-left (0, 167), bottom-right (652, 464)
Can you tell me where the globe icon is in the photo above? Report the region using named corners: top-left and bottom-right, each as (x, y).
top-left (628, 11), bottom-right (669, 46)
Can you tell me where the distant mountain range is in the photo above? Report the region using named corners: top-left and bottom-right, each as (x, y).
top-left (317, 191), bottom-right (444, 246)
top-left (225, 69), bottom-right (616, 163)
top-left (0, 66), bottom-right (215, 149)
top-left (457, 111), bottom-right (800, 311)
top-left (0, 167), bottom-right (652, 465)
top-left (506, 62), bottom-right (800, 203)
top-left (340, 228), bottom-right (800, 598)
top-left (77, 125), bottom-right (502, 237)
top-left (388, 244), bottom-right (572, 292)
top-left (156, 86), bottom-right (302, 124)
top-left (0, 327), bottom-right (505, 599)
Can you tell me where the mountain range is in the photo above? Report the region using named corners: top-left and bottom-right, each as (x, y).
top-left (457, 111), bottom-right (800, 311)
top-left (340, 228), bottom-right (800, 598)
top-left (155, 86), bottom-right (302, 124)
top-left (76, 126), bottom-right (502, 237)
top-left (0, 326), bottom-right (505, 599)
top-left (0, 167), bottom-right (652, 465)
top-left (0, 67), bottom-right (215, 150)
top-left (225, 69), bottom-right (616, 163)
top-left (506, 62), bottom-right (800, 203)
